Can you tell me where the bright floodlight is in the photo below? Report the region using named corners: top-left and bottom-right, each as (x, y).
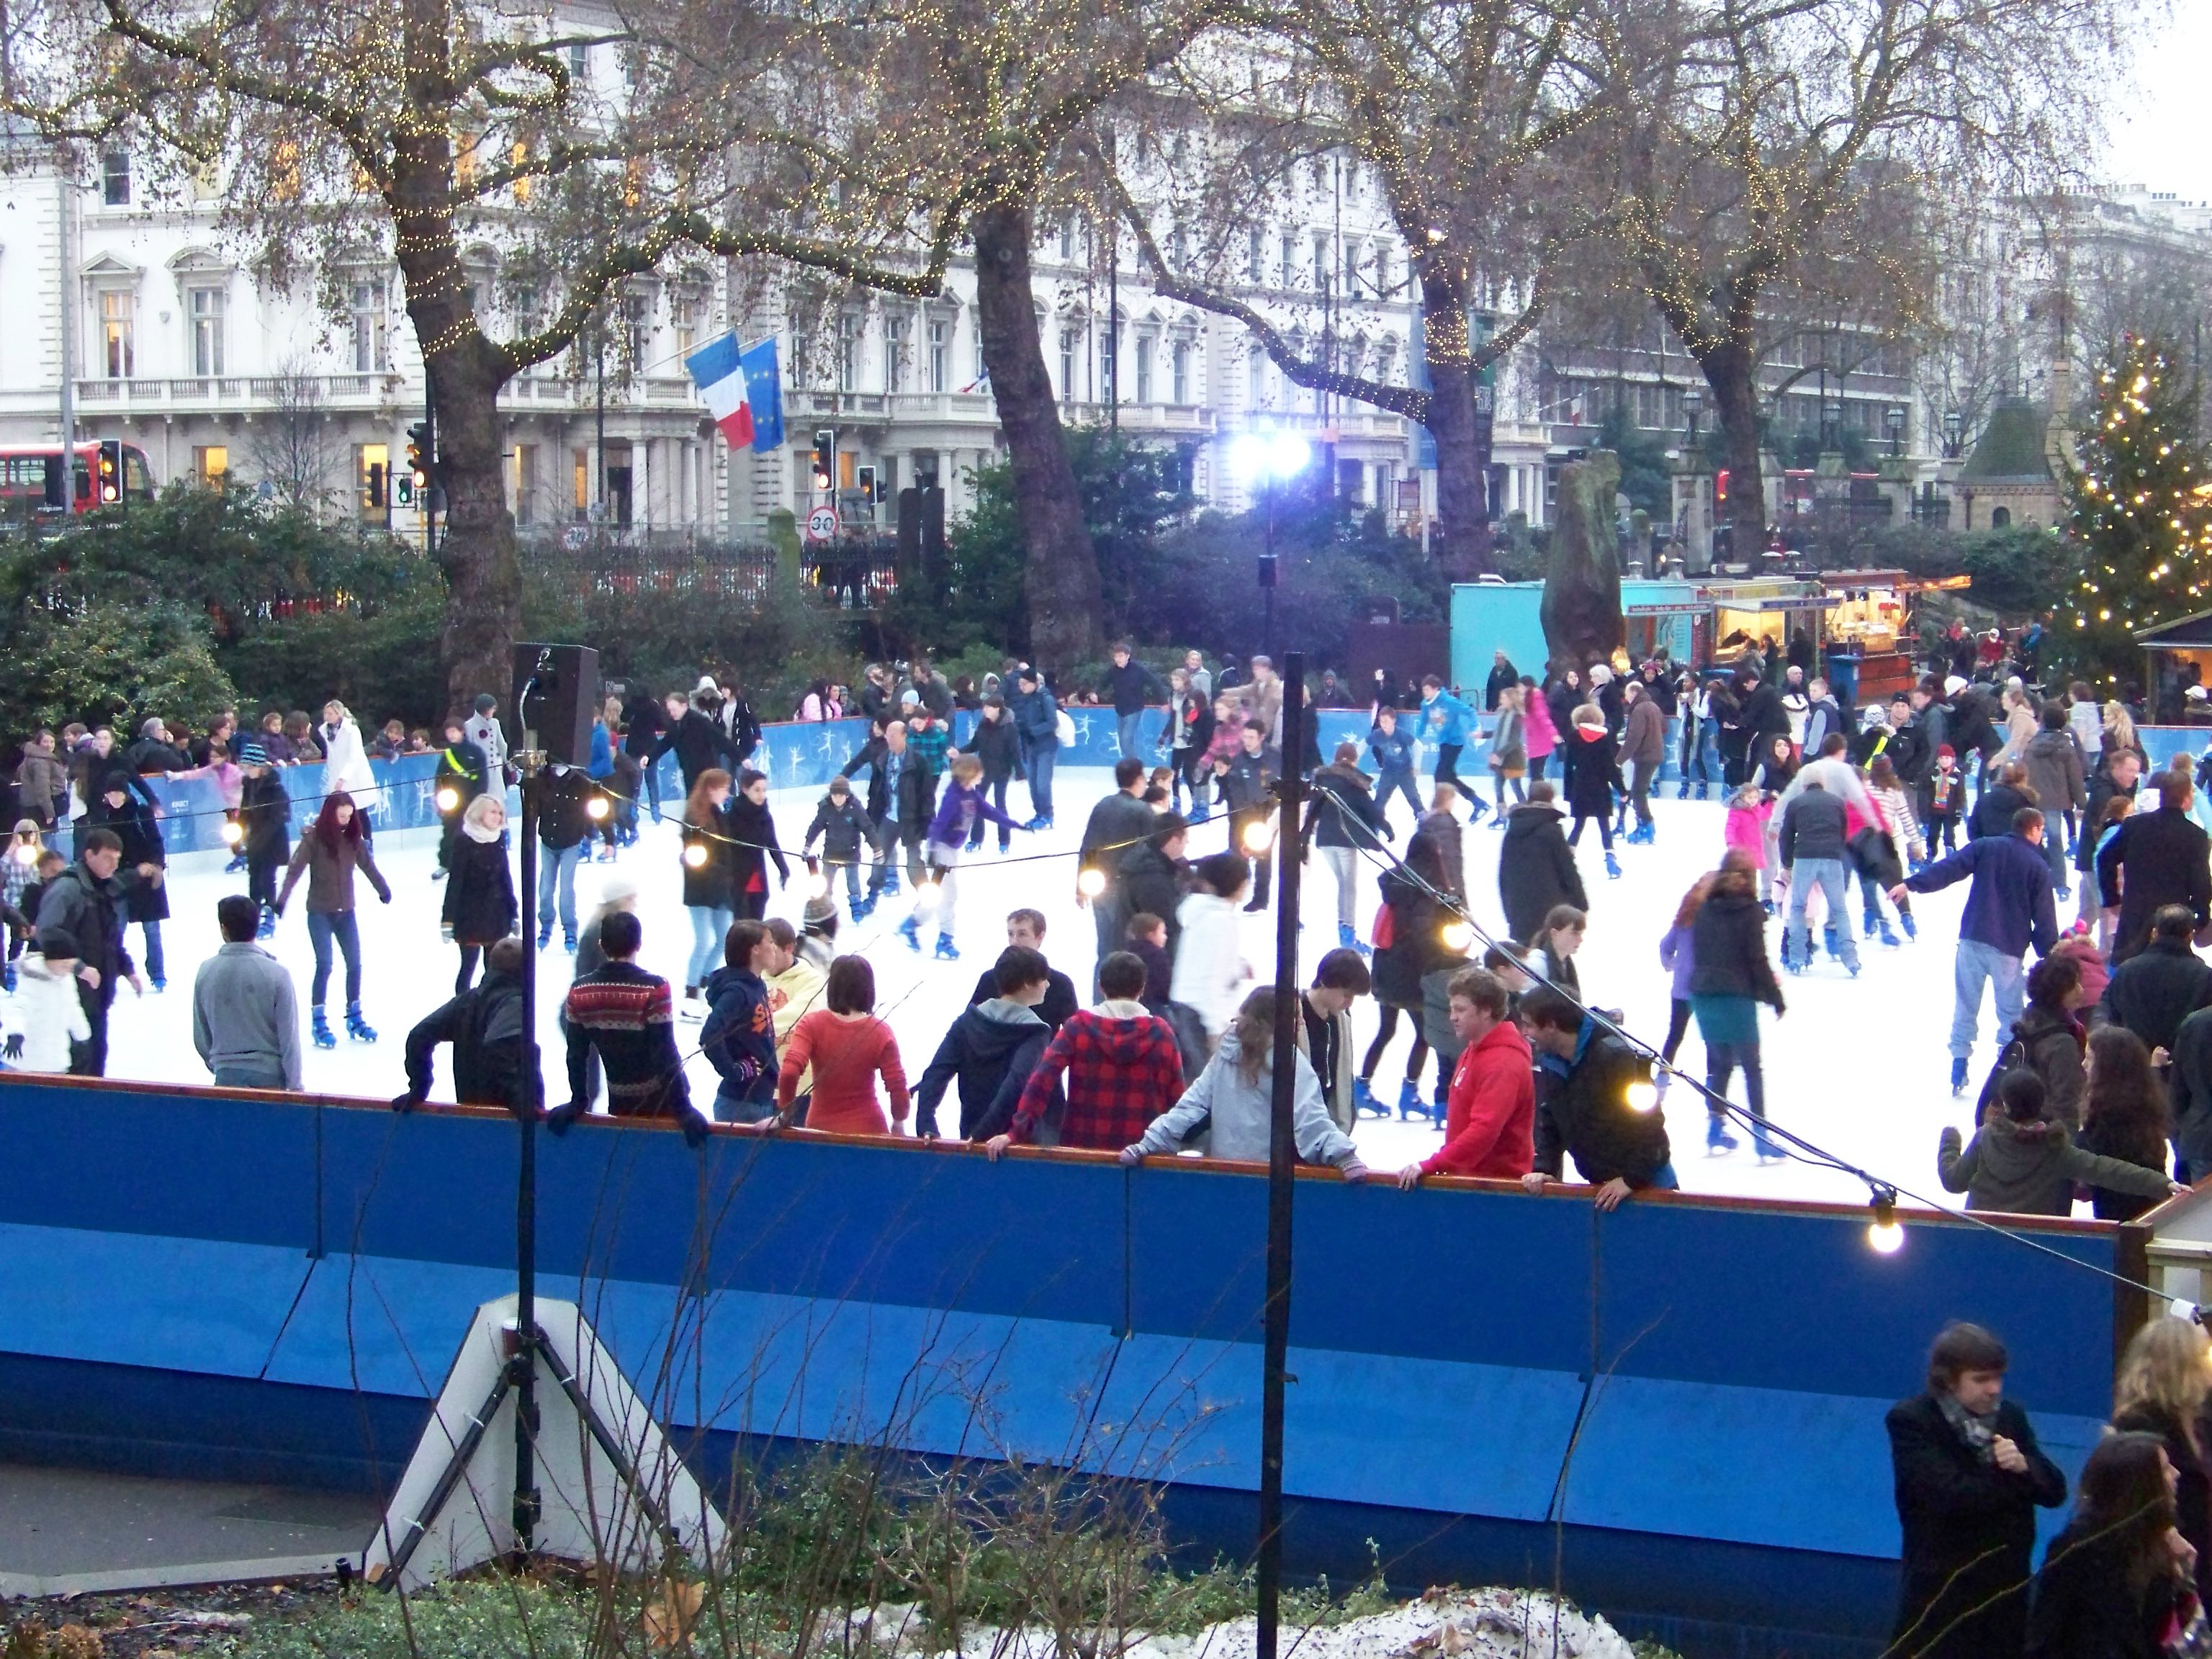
top-left (1228, 428), bottom-right (1310, 483)
top-left (1228, 431), bottom-right (1271, 482)
top-left (1268, 431), bottom-right (1310, 477)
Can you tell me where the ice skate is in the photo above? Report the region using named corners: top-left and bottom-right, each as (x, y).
top-left (1604, 851), bottom-right (1622, 879)
top-left (1706, 1115), bottom-right (1739, 1155)
top-left (346, 1003), bottom-right (377, 1043)
top-left (1352, 1079), bottom-right (1385, 1119)
top-left (1396, 1079), bottom-right (1429, 1121)
top-left (932, 933), bottom-right (960, 961)
top-left (1899, 910), bottom-right (1917, 940)
top-left (897, 915), bottom-right (922, 952)
top-left (312, 1008), bottom-right (336, 1049)
top-left (1950, 1057), bottom-right (1968, 1097)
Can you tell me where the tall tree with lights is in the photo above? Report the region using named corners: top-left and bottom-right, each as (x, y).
top-left (2063, 334), bottom-right (2212, 688)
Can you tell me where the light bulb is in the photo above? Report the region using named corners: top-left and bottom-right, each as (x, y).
top-left (812, 871), bottom-right (832, 900)
top-left (436, 786), bottom-right (460, 814)
top-left (1077, 866), bottom-right (1107, 898)
top-left (1624, 1080), bottom-right (1659, 1113)
top-left (683, 842), bottom-right (708, 869)
top-left (1440, 920), bottom-right (1473, 952)
top-left (220, 820), bottom-right (243, 847)
top-left (586, 795), bottom-right (609, 821)
top-left (10, 842), bottom-right (36, 866)
top-left (1241, 819), bottom-right (1275, 855)
top-left (1867, 1188), bottom-right (1905, 1255)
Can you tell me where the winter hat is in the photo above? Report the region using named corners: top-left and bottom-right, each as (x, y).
top-left (32, 926), bottom-right (78, 961)
top-left (802, 896), bottom-right (838, 932)
top-left (238, 740), bottom-right (269, 767)
top-left (695, 675), bottom-right (719, 696)
top-left (1943, 675), bottom-right (1967, 696)
top-left (475, 693), bottom-right (498, 715)
top-left (900, 688), bottom-right (920, 707)
top-left (2190, 686), bottom-right (2211, 703)
top-left (1936, 743), bottom-right (1956, 760)
top-left (597, 872), bottom-right (640, 908)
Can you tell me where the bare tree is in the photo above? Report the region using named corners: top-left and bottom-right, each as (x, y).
top-left (1110, 0), bottom-right (1639, 569)
top-left (1597, 0), bottom-right (2131, 553)
top-left (6, 0), bottom-right (955, 707)
top-left (245, 358), bottom-right (343, 517)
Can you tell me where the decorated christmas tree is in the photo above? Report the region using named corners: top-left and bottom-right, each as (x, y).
top-left (2063, 333), bottom-right (2212, 687)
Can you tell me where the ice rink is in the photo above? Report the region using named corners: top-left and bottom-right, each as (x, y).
top-left (38, 766), bottom-right (2026, 1212)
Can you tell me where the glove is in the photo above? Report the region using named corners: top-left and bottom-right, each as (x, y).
top-left (441, 924), bottom-right (454, 943)
top-left (544, 1098), bottom-right (588, 1136)
top-left (271, 903), bottom-right (285, 920)
top-left (1336, 1156), bottom-right (1372, 1184)
top-left (379, 891), bottom-right (392, 904)
top-left (680, 1108), bottom-right (712, 1149)
top-left (806, 855), bottom-right (821, 876)
top-left (1118, 1144), bottom-right (1145, 1167)
top-left (2, 1034), bottom-right (21, 1061)
top-left (391, 1091), bottom-right (422, 1114)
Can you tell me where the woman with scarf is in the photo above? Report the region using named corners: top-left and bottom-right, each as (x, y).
top-left (442, 793), bottom-right (518, 994)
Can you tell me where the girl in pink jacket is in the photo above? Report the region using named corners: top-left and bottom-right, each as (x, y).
top-left (1521, 683), bottom-right (1559, 780)
top-left (1724, 783), bottom-right (1772, 908)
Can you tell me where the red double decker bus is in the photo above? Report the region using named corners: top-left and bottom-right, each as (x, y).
top-left (0, 439), bottom-right (156, 526)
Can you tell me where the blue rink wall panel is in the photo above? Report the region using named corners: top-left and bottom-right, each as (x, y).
top-left (0, 1077), bottom-right (2135, 1653)
top-left (86, 714), bottom-right (2212, 855)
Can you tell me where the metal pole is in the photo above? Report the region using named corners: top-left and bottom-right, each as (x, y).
top-left (424, 377), bottom-right (439, 557)
top-left (1262, 480), bottom-right (1277, 661)
top-left (1109, 231), bottom-right (1119, 431)
top-left (57, 155), bottom-right (76, 464)
top-left (511, 751), bottom-right (543, 1555)
top-left (1254, 652), bottom-right (1305, 1659)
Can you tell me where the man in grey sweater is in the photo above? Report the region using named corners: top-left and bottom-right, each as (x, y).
top-left (192, 895), bottom-right (301, 1089)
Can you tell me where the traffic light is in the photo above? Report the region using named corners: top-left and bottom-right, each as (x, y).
top-left (406, 423), bottom-right (431, 492)
top-left (812, 429), bottom-right (835, 492)
top-left (366, 460), bottom-right (387, 508)
top-left (96, 439), bottom-right (122, 504)
top-left (856, 464), bottom-right (878, 504)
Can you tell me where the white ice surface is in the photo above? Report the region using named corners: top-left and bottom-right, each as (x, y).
top-left (40, 770), bottom-right (2015, 1213)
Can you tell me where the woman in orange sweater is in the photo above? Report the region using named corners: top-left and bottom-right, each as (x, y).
top-left (776, 956), bottom-right (909, 1134)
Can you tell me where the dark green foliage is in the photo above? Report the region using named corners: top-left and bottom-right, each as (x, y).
top-left (1840, 523), bottom-right (2072, 618)
top-left (4, 599), bottom-right (237, 737)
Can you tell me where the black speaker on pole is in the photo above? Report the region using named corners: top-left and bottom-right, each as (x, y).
top-left (511, 642), bottom-right (601, 767)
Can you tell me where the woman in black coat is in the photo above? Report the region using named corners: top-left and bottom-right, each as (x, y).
top-left (723, 768), bottom-right (788, 923)
top-left (1361, 866), bottom-right (1444, 1120)
top-left (1498, 783), bottom-right (1587, 943)
top-left (1887, 1322), bottom-right (2067, 1659)
top-left (2026, 1431), bottom-right (2193, 1659)
top-left (1557, 709), bottom-right (1620, 853)
top-left (1689, 855), bottom-right (1786, 1160)
top-left (85, 771), bottom-right (169, 986)
top-left (442, 793), bottom-right (518, 993)
top-left (2110, 1314), bottom-right (2212, 1609)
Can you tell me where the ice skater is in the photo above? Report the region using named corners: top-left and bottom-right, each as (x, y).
top-left (899, 754), bottom-right (1027, 959)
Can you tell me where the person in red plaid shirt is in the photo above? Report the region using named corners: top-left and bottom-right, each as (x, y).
top-left (985, 952), bottom-right (1184, 1155)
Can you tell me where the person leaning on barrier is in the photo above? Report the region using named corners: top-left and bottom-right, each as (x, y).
top-left (552, 910), bottom-right (706, 1145)
top-left (1519, 986), bottom-right (1673, 1210)
top-left (1886, 1321), bottom-right (2065, 1659)
top-left (395, 935), bottom-right (534, 1116)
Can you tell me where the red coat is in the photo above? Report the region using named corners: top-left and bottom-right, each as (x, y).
top-left (1420, 1020), bottom-right (1535, 1179)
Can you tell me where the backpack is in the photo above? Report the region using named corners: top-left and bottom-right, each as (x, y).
top-left (1973, 1022), bottom-right (2070, 1125)
top-left (1055, 707), bottom-right (1076, 747)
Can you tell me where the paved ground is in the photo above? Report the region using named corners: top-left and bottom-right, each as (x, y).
top-left (0, 1464), bottom-right (377, 1596)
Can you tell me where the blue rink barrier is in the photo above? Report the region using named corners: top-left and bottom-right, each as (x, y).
top-left (0, 1074), bottom-right (2148, 1655)
top-left (122, 714), bottom-right (2212, 857)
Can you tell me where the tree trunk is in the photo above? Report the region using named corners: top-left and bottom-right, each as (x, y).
top-left (1423, 356), bottom-right (1493, 573)
top-left (426, 345), bottom-right (523, 719)
top-left (1701, 347), bottom-right (1769, 557)
top-left (971, 200), bottom-right (1102, 668)
top-left (1539, 451), bottom-right (1624, 674)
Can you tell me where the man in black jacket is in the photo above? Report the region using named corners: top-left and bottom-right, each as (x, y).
top-left (396, 936), bottom-right (530, 1112)
top-left (433, 716), bottom-right (490, 877)
top-left (2074, 749), bottom-right (2140, 923)
top-left (1216, 724), bottom-right (1275, 912)
top-left (1119, 817), bottom-right (1190, 959)
top-left (1103, 643), bottom-right (1169, 761)
top-left (2100, 904), bottom-right (2212, 1056)
top-left (1483, 651), bottom-right (1519, 712)
top-left (1778, 776), bottom-right (1859, 974)
top-left (620, 686), bottom-right (667, 821)
top-left (35, 829), bottom-right (152, 1076)
top-left (535, 765), bottom-right (595, 952)
top-left (1885, 1322), bottom-right (2065, 1659)
top-left (2098, 768), bottom-right (2212, 963)
top-left (916, 946), bottom-right (1054, 1138)
top-left (1519, 989), bottom-right (1672, 1209)
top-left (1079, 757), bottom-right (1158, 976)
top-left (840, 720), bottom-right (931, 900)
top-left (653, 683), bottom-right (748, 793)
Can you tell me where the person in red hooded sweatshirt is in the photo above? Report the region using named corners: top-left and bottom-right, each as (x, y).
top-left (1397, 968), bottom-right (1534, 1185)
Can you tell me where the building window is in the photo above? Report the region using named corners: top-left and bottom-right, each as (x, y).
top-left (927, 320), bottom-right (948, 392)
top-left (1169, 223), bottom-right (1187, 271)
top-left (1057, 218), bottom-right (1074, 261)
top-left (1246, 226), bottom-right (1263, 283)
top-left (1171, 339), bottom-right (1190, 404)
top-left (99, 289), bottom-right (135, 379)
top-left (513, 444), bottom-right (537, 526)
top-left (1313, 233), bottom-right (1330, 291)
top-left (623, 291), bottom-right (650, 366)
top-left (187, 285), bottom-right (225, 377)
top-left (359, 443), bottom-right (389, 516)
top-left (1279, 233), bottom-right (1295, 288)
top-left (101, 150), bottom-right (130, 206)
top-left (1058, 328), bottom-right (1077, 401)
top-left (886, 315), bottom-right (907, 392)
top-left (1134, 336), bottom-right (1154, 404)
top-left (349, 282), bottom-right (388, 372)
top-left (975, 331), bottom-right (987, 387)
top-left (567, 41), bottom-right (588, 78)
top-left (837, 313), bottom-right (858, 392)
top-left (193, 446), bottom-right (228, 490)
top-left (1372, 243), bottom-right (1390, 293)
top-left (1247, 343), bottom-right (1266, 408)
top-left (673, 294), bottom-right (698, 359)
top-left (573, 447), bottom-right (590, 518)
top-left (792, 331), bottom-right (813, 389)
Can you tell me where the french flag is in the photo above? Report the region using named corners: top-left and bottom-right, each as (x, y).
top-left (685, 333), bottom-right (783, 452)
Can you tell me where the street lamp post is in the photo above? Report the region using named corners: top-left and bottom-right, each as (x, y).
top-left (1884, 405), bottom-right (1905, 458)
top-left (1229, 429), bottom-right (1311, 661)
top-left (1942, 410), bottom-right (1963, 459)
top-left (1683, 385), bottom-right (1704, 444)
